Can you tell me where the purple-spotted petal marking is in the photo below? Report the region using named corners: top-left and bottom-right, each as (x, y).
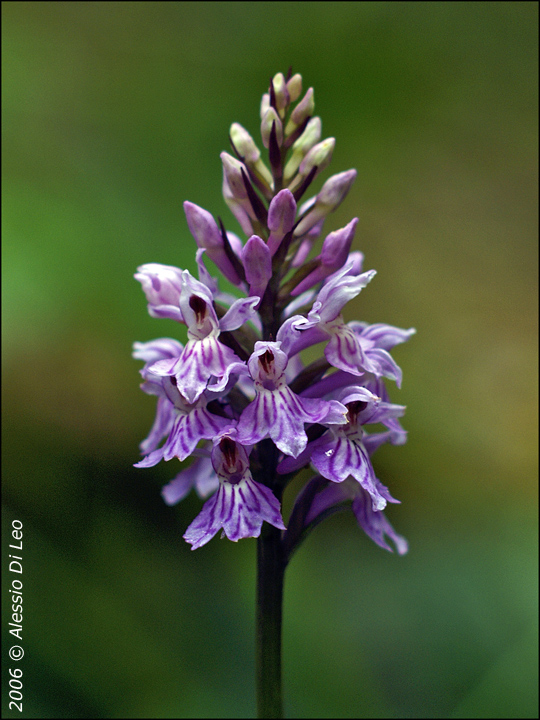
top-left (183, 434), bottom-right (285, 549)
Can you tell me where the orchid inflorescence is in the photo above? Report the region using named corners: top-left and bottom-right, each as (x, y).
top-left (134, 69), bottom-right (413, 559)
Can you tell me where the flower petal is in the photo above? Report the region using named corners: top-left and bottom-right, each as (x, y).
top-left (183, 476), bottom-right (285, 549)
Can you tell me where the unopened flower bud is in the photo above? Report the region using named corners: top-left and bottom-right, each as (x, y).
top-left (271, 72), bottom-right (289, 117)
top-left (242, 235), bottom-right (272, 301)
top-left (285, 87), bottom-right (314, 136)
top-left (261, 108), bottom-right (283, 149)
top-left (283, 117), bottom-right (322, 182)
top-left (230, 123), bottom-right (274, 191)
top-left (221, 152), bottom-right (249, 201)
top-left (267, 189), bottom-right (297, 255)
top-left (260, 93), bottom-right (270, 119)
top-left (134, 263), bottom-right (185, 321)
top-left (288, 137), bottom-right (335, 193)
top-left (230, 123), bottom-right (261, 164)
top-left (291, 218), bottom-right (358, 296)
top-left (184, 201), bottom-right (242, 285)
top-left (286, 73), bottom-right (302, 102)
top-left (298, 138), bottom-right (335, 177)
top-left (222, 174), bottom-right (255, 236)
top-left (294, 169), bottom-right (357, 236)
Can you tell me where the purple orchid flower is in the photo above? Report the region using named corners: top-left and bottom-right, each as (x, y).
top-left (236, 341), bottom-right (347, 457)
top-left (302, 477), bottom-right (408, 554)
top-left (278, 386), bottom-right (405, 511)
top-left (146, 270), bottom-right (258, 403)
top-left (183, 432), bottom-right (285, 549)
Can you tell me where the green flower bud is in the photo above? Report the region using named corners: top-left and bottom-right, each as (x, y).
top-left (230, 123), bottom-right (261, 164)
top-left (285, 87), bottom-right (314, 136)
top-left (260, 92), bottom-right (270, 120)
top-left (286, 74), bottom-right (303, 102)
top-left (261, 107), bottom-right (283, 149)
top-left (283, 117), bottom-right (322, 183)
top-left (288, 137), bottom-right (335, 193)
top-left (272, 72), bottom-right (290, 117)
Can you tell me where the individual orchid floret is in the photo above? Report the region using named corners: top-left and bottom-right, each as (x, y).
top-left (183, 201), bottom-right (243, 286)
top-left (279, 386), bottom-right (405, 511)
top-left (183, 432), bottom-right (286, 549)
top-left (242, 235), bottom-right (272, 301)
top-left (303, 477), bottom-right (408, 554)
top-left (291, 218), bottom-right (359, 296)
top-left (134, 263), bottom-right (185, 322)
top-left (221, 152), bottom-right (269, 231)
top-left (237, 341), bottom-right (347, 458)
top-left (285, 87), bottom-right (314, 136)
top-left (133, 338), bottom-right (185, 455)
top-left (348, 322), bottom-right (417, 388)
top-left (294, 169), bottom-right (357, 237)
top-left (283, 117), bottom-right (322, 183)
top-left (288, 138), bottom-right (335, 193)
top-left (134, 373), bottom-right (235, 468)
top-left (267, 189), bottom-right (297, 255)
top-left (162, 455), bottom-right (219, 506)
top-left (281, 262), bottom-right (376, 372)
top-left (261, 107), bottom-right (283, 149)
top-left (304, 264), bottom-right (376, 375)
top-left (147, 270), bottom-right (258, 403)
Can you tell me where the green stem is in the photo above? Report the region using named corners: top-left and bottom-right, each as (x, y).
top-left (256, 521), bottom-right (286, 719)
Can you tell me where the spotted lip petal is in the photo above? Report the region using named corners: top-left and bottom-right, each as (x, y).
top-left (148, 335), bottom-right (243, 404)
top-left (309, 432), bottom-right (389, 510)
top-left (237, 385), bottom-right (341, 457)
top-left (183, 476), bottom-right (285, 549)
top-left (135, 375), bottom-right (235, 465)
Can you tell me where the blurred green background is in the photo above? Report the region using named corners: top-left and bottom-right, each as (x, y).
top-left (2, 2), bottom-right (538, 718)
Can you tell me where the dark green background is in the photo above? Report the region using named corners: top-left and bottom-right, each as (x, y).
top-left (2, 2), bottom-right (538, 718)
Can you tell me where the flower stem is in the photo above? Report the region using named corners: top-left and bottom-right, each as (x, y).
top-left (256, 520), bottom-right (286, 718)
